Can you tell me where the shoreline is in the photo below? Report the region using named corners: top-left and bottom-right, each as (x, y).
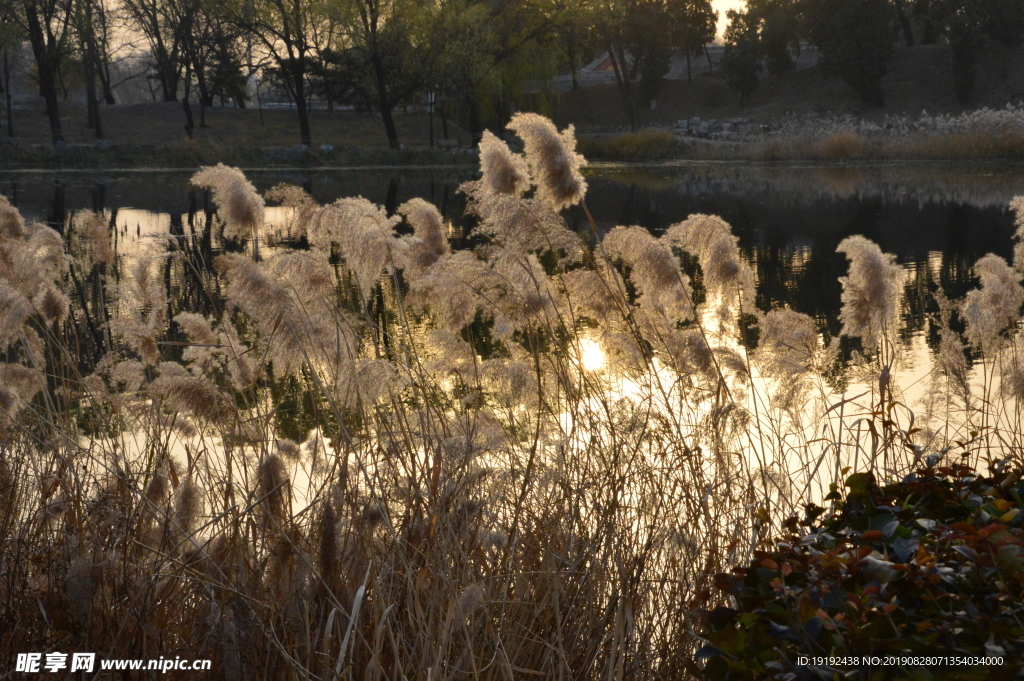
top-left (3, 146), bottom-right (1023, 171)
top-left (3, 134), bottom-right (1024, 170)
top-left (3, 154), bottom-right (1024, 173)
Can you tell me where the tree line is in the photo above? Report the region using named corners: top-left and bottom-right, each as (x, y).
top-left (1, 0), bottom-right (1021, 148)
top-left (722, 0), bottom-right (1024, 107)
top-left (0, 0), bottom-right (719, 147)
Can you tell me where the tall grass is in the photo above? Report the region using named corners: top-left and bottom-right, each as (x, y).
top-left (581, 104), bottom-right (1024, 162)
top-left (1, 114), bottom-right (1022, 679)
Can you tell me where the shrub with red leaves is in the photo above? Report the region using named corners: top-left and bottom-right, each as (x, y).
top-left (696, 463), bottom-right (1024, 680)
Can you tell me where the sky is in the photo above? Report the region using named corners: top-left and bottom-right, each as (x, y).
top-left (712, 0), bottom-right (746, 40)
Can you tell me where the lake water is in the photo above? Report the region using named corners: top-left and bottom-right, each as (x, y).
top-left (4, 161), bottom-right (1022, 348)
top-left (5, 161), bottom-right (1023, 509)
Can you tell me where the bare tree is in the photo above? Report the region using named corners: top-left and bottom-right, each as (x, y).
top-left (0, 10), bottom-right (21, 137)
top-left (230, 0), bottom-right (325, 145)
top-left (19, 0), bottom-right (73, 143)
top-left (74, 0), bottom-right (106, 136)
top-left (121, 0), bottom-right (191, 101)
top-left (327, 0), bottom-right (424, 148)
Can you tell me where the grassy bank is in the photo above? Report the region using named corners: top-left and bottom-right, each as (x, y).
top-left (0, 98), bottom-right (477, 169)
top-left (577, 127), bottom-right (1024, 162)
top-left (0, 142), bottom-right (479, 170)
top-left (6, 128), bottom-right (1022, 170)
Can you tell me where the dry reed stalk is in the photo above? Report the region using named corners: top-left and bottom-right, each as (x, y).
top-left (1, 116), bottom-right (1023, 680)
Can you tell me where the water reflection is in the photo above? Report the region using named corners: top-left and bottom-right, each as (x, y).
top-left (3, 163), bottom-right (1022, 364)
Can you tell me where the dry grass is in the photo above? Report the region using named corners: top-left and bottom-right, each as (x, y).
top-left (820, 131), bottom-right (866, 161)
top-left (1, 114), bottom-right (1023, 680)
top-left (578, 128), bottom-right (690, 160)
top-left (578, 128), bottom-right (1024, 162)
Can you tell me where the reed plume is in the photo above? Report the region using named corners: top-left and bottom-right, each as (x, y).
top-left (109, 257), bottom-right (167, 366)
top-left (398, 198), bottom-right (450, 268)
top-left (0, 363), bottom-right (44, 423)
top-left (0, 216), bottom-right (68, 366)
top-left (150, 371), bottom-right (236, 425)
top-left (603, 225), bottom-right (692, 320)
top-left (1012, 196), bottom-right (1024, 273)
top-left (506, 112), bottom-right (587, 211)
top-left (75, 210), bottom-right (113, 266)
top-left (215, 252), bottom-right (355, 375)
top-left (663, 214), bottom-right (757, 314)
top-left (836, 235), bottom-right (904, 351)
top-left (307, 197), bottom-right (403, 299)
top-left (191, 164), bottom-right (265, 240)
top-left (0, 195), bottom-right (25, 239)
top-left (757, 308), bottom-right (823, 411)
top-left (5, 116), bottom-right (1024, 681)
top-left (475, 130), bottom-right (530, 197)
top-left (961, 253), bottom-right (1024, 355)
top-left (258, 455), bottom-right (290, 527)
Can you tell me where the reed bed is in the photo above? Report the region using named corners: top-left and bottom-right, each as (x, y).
top-left (1, 114), bottom-right (1023, 679)
top-left (582, 104), bottom-right (1024, 161)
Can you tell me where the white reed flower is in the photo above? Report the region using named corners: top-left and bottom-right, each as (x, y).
top-left (476, 130), bottom-right (529, 197)
top-left (75, 211), bottom-right (113, 266)
top-left (398, 198), bottom-right (450, 269)
top-left (0, 195), bottom-right (25, 239)
top-left (407, 250), bottom-right (498, 332)
top-left (506, 113), bottom-right (587, 211)
top-left (191, 164), bottom-right (265, 240)
top-left (757, 307), bottom-right (822, 411)
top-left (108, 257), bottom-right (167, 366)
top-left (560, 265), bottom-right (621, 320)
top-left (1011, 196), bottom-right (1024, 274)
top-left (962, 254), bottom-right (1024, 355)
top-left (149, 372), bottom-right (236, 425)
top-left (0, 283), bottom-right (32, 354)
top-left (603, 225), bottom-right (692, 321)
top-left (663, 214), bottom-right (756, 313)
top-left (836, 236), bottom-right (904, 350)
top-left (307, 198), bottom-right (404, 299)
top-left (759, 307), bottom-right (819, 373)
top-left (215, 253), bottom-right (357, 376)
top-left (0, 363), bottom-right (44, 423)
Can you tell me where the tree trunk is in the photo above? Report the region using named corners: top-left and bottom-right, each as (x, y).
top-left (161, 72), bottom-right (178, 101)
top-left (24, 0), bottom-right (65, 144)
top-left (193, 61), bottom-right (206, 127)
top-left (380, 105), bottom-right (400, 149)
top-left (291, 62), bottom-right (311, 146)
top-left (893, 0), bottom-right (915, 47)
top-left (100, 58), bottom-right (116, 103)
top-left (373, 60), bottom-right (400, 149)
top-left (158, 46), bottom-right (179, 101)
top-left (567, 38), bottom-right (579, 90)
top-left (182, 63), bottom-right (195, 137)
top-left (607, 44), bottom-right (638, 131)
top-left (466, 95), bottom-right (484, 147)
top-left (686, 50), bottom-right (692, 84)
top-left (85, 57), bottom-right (103, 138)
